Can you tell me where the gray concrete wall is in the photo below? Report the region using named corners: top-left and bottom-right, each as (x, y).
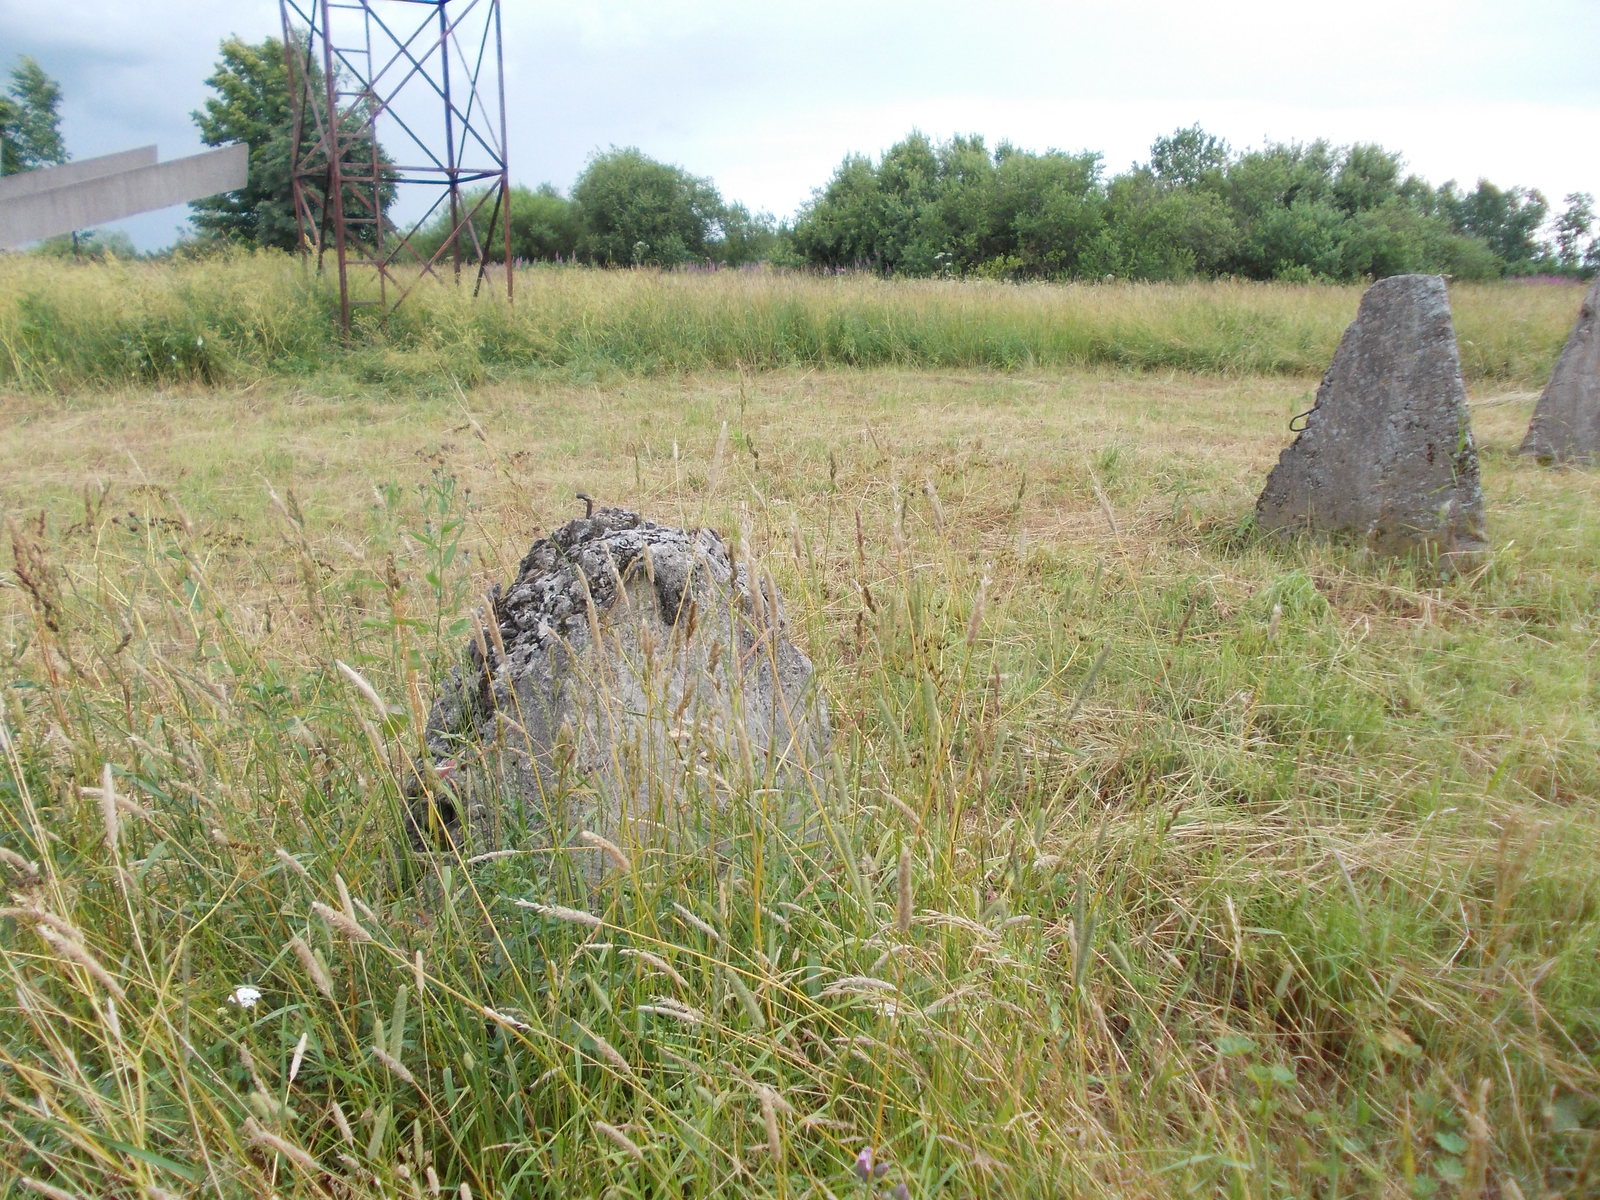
top-left (0, 144), bottom-right (248, 249)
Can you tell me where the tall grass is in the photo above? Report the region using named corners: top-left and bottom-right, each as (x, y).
top-left (2, 349), bottom-right (1598, 1197)
top-left (0, 253), bottom-right (1583, 392)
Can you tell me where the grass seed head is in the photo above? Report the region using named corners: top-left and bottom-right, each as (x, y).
top-left (513, 900), bottom-right (604, 929)
top-left (593, 1121), bottom-right (646, 1165)
top-left (94, 762), bottom-right (118, 856)
top-left (335, 659), bottom-right (394, 717)
top-left (372, 1044), bottom-right (417, 1087)
top-left (311, 901), bottom-right (372, 943)
top-left (20, 1177), bottom-right (78, 1200)
top-left (241, 1116), bottom-right (321, 1174)
top-left (578, 829), bottom-right (631, 871)
top-left (896, 845), bottom-right (914, 935)
top-left (289, 935), bottom-right (335, 998)
top-left (35, 925), bottom-right (126, 1001)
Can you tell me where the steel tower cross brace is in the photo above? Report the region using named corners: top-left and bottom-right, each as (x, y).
top-left (279, 0), bottom-right (512, 332)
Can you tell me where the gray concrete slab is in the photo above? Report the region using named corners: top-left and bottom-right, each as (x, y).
top-left (1519, 276), bottom-right (1600, 465)
top-left (0, 147), bottom-right (158, 202)
top-left (0, 144), bottom-right (247, 248)
top-left (1255, 274), bottom-right (1488, 561)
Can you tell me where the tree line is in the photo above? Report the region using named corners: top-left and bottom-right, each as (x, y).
top-left (409, 154), bottom-right (780, 270)
top-left (414, 126), bottom-right (1597, 282)
top-left (411, 129), bottom-right (1596, 282)
top-left (5, 40), bottom-right (1597, 281)
top-left (789, 129), bottom-right (1595, 282)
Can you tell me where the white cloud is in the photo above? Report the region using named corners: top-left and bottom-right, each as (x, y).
top-left (2, 0), bottom-right (1594, 247)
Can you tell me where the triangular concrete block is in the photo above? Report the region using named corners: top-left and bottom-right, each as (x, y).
top-left (1256, 274), bottom-right (1488, 558)
top-left (1519, 276), bottom-right (1600, 465)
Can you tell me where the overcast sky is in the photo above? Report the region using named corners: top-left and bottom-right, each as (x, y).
top-left (3, 0), bottom-right (1597, 250)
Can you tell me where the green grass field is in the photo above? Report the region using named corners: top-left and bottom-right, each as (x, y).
top-left (1, 262), bottom-right (1596, 1199)
top-left (0, 254), bottom-right (1581, 390)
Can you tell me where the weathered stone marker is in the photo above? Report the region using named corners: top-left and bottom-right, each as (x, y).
top-left (1256, 273), bottom-right (1488, 559)
top-left (1519, 276), bottom-right (1600, 465)
top-left (407, 507), bottom-right (830, 874)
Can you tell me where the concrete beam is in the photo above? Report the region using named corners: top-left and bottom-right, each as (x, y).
top-left (0, 146), bottom-right (159, 202)
top-left (0, 143), bottom-right (248, 249)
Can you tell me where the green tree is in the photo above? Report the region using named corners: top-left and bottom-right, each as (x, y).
top-left (1213, 141), bottom-right (1358, 278)
top-left (0, 55), bottom-right (67, 176)
top-left (1100, 127), bottom-right (1239, 279)
top-left (868, 131), bottom-right (944, 273)
top-left (572, 147), bottom-right (724, 267)
top-left (714, 202), bottom-right (778, 267)
top-left (1147, 124), bottom-right (1229, 187)
top-left (791, 154), bottom-right (882, 270)
top-left (1332, 143), bottom-right (1403, 215)
top-left (792, 133), bottom-right (962, 275)
top-left (790, 128), bottom-right (1557, 283)
top-left (1334, 200), bottom-right (1433, 279)
top-left (793, 133), bottom-right (1112, 280)
top-left (28, 229), bottom-right (139, 261)
top-left (925, 135), bottom-right (1001, 272)
top-left (1552, 192), bottom-right (1595, 274)
top-left (1106, 169), bottom-right (1238, 279)
top-left (1439, 180), bottom-right (1550, 272)
top-left (508, 184), bottom-right (582, 261)
top-left (190, 35), bottom-right (391, 251)
top-left (413, 183), bottom-right (581, 263)
top-left (1000, 149), bottom-right (1108, 278)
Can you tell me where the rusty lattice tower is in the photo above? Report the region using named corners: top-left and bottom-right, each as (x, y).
top-left (279, 0), bottom-right (512, 331)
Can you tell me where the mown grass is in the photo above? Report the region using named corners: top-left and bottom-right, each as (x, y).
top-left (0, 252), bottom-right (1583, 392)
top-left (0, 270), bottom-right (1597, 1198)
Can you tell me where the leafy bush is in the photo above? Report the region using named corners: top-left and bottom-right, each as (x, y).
top-left (789, 129), bottom-right (1576, 283)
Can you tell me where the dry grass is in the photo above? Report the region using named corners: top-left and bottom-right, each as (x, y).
top-left (1, 280), bottom-right (1597, 1198)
